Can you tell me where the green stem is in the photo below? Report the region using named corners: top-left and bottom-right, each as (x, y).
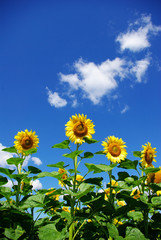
top-left (69, 144), bottom-right (79, 240)
top-left (143, 209), bottom-right (148, 237)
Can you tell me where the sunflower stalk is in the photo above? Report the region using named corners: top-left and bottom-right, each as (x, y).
top-left (69, 144), bottom-right (79, 240)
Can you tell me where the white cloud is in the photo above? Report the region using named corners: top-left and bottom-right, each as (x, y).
top-left (116, 14), bottom-right (161, 52)
top-left (3, 179), bottom-right (13, 188)
top-left (31, 157), bottom-right (42, 166)
top-left (0, 143), bottom-right (15, 168)
top-left (31, 179), bottom-right (42, 190)
top-left (46, 87), bottom-right (67, 108)
top-left (59, 58), bottom-right (126, 104)
top-left (121, 105), bottom-right (129, 114)
top-left (131, 58), bottom-right (150, 83)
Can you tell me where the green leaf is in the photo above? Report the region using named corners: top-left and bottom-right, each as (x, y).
top-left (95, 150), bottom-right (106, 155)
top-left (0, 167), bottom-right (15, 177)
top-left (23, 148), bottom-right (37, 155)
top-left (83, 137), bottom-right (99, 144)
top-left (28, 166), bottom-right (42, 174)
top-left (107, 222), bottom-right (119, 238)
top-left (20, 194), bottom-right (45, 209)
top-left (52, 140), bottom-right (70, 149)
top-left (0, 175), bottom-right (8, 185)
top-left (7, 157), bottom-right (24, 167)
top-left (142, 167), bottom-right (160, 174)
top-left (2, 146), bottom-right (17, 153)
top-left (127, 211), bottom-right (143, 221)
top-left (63, 150), bottom-right (84, 160)
top-left (84, 177), bottom-right (103, 187)
top-left (38, 224), bottom-right (66, 240)
top-left (151, 196), bottom-right (161, 206)
top-left (85, 163), bottom-right (117, 174)
top-left (47, 161), bottom-right (65, 168)
top-left (118, 159), bottom-right (138, 170)
top-left (125, 227), bottom-right (147, 240)
top-left (118, 171), bottom-right (130, 181)
top-left (4, 226), bottom-right (25, 240)
top-left (37, 171), bottom-right (60, 179)
top-left (83, 152), bottom-right (94, 159)
top-left (133, 151), bottom-right (141, 158)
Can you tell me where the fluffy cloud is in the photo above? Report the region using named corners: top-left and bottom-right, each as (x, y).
top-left (116, 15), bottom-right (161, 52)
top-left (31, 179), bottom-right (42, 190)
top-left (46, 87), bottom-right (67, 108)
top-left (31, 157), bottom-right (42, 166)
top-left (59, 58), bottom-right (126, 104)
top-left (131, 58), bottom-right (150, 83)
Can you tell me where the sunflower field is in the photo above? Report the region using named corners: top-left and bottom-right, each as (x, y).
top-left (0, 114), bottom-right (161, 240)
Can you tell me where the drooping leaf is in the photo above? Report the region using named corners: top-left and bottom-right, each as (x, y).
top-left (83, 152), bottom-right (94, 159)
top-left (20, 194), bottom-right (45, 209)
top-left (85, 163), bottom-right (117, 174)
top-left (28, 166), bottom-right (42, 174)
top-left (133, 151), bottom-right (141, 158)
top-left (63, 150), bottom-right (84, 160)
top-left (118, 159), bottom-right (138, 170)
top-left (0, 167), bottom-right (15, 176)
top-left (84, 177), bottom-right (103, 187)
top-left (37, 171), bottom-right (60, 179)
top-left (0, 175), bottom-right (8, 185)
top-left (7, 157), bottom-right (24, 167)
top-left (52, 140), bottom-right (70, 149)
top-left (47, 161), bottom-right (65, 168)
top-left (83, 137), bottom-right (99, 144)
top-left (23, 148), bottom-right (37, 155)
top-left (95, 150), bottom-right (106, 155)
top-left (142, 167), bottom-right (160, 175)
top-left (2, 146), bottom-right (17, 153)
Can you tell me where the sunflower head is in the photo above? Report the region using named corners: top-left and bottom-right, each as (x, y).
top-left (76, 175), bottom-right (84, 182)
top-left (102, 136), bottom-right (127, 163)
top-left (154, 168), bottom-right (161, 184)
top-left (146, 172), bottom-right (155, 184)
top-left (65, 114), bottom-right (95, 144)
top-left (14, 129), bottom-right (39, 154)
top-left (140, 142), bottom-right (157, 168)
top-left (62, 206), bottom-right (70, 213)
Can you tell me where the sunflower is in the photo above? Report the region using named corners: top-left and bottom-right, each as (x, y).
top-left (58, 168), bottom-right (67, 187)
top-left (146, 172), bottom-right (155, 184)
top-left (140, 142), bottom-right (157, 168)
top-left (14, 129), bottom-right (39, 154)
top-left (102, 136), bottom-right (127, 163)
top-left (76, 175), bottom-right (84, 182)
top-left (62, 206), bottom-right (70, 213)
top-left (154, 168), bottom-right (161, 184)
top-left (65, 114), bottom-right (95, 144)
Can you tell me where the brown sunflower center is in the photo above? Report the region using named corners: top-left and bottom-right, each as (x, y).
top-left (73, 121), bottom-right (88, 137)
top-left (109, 143), bottom-right (121, 157)
top-left (21, 136), bottom-right (33, 150)
top-left (145, 150), bottom-right (153, 164)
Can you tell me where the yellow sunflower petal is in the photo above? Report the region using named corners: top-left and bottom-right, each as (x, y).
top-left (140, 142), bottom-right (157, 168)
top-left (102, 136), bottom-right (127, 163)
top-left (65, 114), bottom-right (95, 144)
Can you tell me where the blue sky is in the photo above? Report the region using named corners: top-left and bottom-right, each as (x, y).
top-left (0, 0), bottom-right (161, 190)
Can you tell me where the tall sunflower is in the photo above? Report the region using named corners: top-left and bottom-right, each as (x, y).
top-left (65, 114), bottom-right (95, 144)
top-left (102, 136), bottom-right (127, 163)
top-left (14, 129), bottom-right (39, 154)
top-left (140, 142), bottom-right (157, 168)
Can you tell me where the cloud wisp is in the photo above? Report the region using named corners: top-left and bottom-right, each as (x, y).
top-left (46, 87), bottom-right (67, 108)
top-left (116, 14), bottom-right (161, 52)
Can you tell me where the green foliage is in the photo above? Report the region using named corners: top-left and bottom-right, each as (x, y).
top-left (1, 132), bottom-right (161, 240)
